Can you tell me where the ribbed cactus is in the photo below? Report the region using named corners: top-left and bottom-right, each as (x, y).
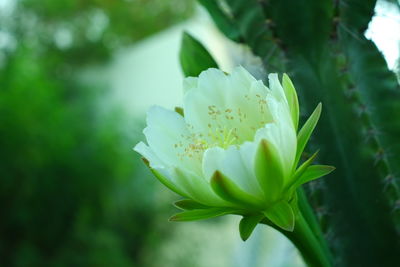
top-left (189, 0), bottom-right (400, 266)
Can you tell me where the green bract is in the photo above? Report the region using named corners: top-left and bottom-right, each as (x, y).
top-left (135, 67), bottom-right (333, 240)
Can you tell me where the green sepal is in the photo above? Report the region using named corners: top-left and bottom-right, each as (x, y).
top-left (288, 192), bottom-right (299, 215)
top-left (282, 74), bottom-right (300, 130)
top-left (294, 165), bottom-right (335, 188)
top-left (292, 150), bottom-right (319, 181)
top-left (210, 171), bottom-right (262, 208)
top-left (179, 32), bottom-right (219, 77)
top-left (142, 158), bottom-right (188, 198)
top-left (295, 103), bottom-right (322, 167)
top-left (169, 208), bottom-right (236, 222)
top-left (255, 139), bottom-right (284, 203)
top-left (173, 199), bottom-right (208, 210)
top-left (174, 107), bottom-right (184, 117)
top-left (239, 214), bottom-right (264, 241)
top-left (263, 201), bottom-right (295, 232)
top-left (173, 168), bottom-right (228, 207)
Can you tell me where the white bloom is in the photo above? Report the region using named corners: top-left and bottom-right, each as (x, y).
top-left (135, 67), bottom-right (333, 234)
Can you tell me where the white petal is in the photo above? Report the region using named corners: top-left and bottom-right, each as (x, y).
top-left (202, 144), bottom-right (264, 199)
top-left (183, 76), bottom-right (198, 95)
top-left (171, 167), bottom-right (227, 206)
top-left (144, 105), bottom-right (202, 175)
top-left (255, 124), bottom-right (281, 152)
top-left (255, 99), bottom-right (297, 180)
top-left (229, 66), bottom-right (257, 90)
top-left (226, 68), bottom-right (271, 132)
top-left (268, 73), bottom-right (288, 104)
top-left (183, 68), bottom-right (228, 134)
top-left (202, 147), bottom-right (225, 181)
top-left (184, 67), bottom-right (272, 144)
top-left (239, 142), bottom-right (258, 174)
top-left (134, 142), bottom-right (163, 168)
top-left (198, 68), bottom-right (229, 93)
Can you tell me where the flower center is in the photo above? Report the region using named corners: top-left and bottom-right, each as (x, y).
top-left (176, 92), bottom-right (272, 160)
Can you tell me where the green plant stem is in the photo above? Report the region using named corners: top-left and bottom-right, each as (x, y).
top-left (297, 188), bottom-right (333, 262)
top-left (262, 211), bottom-right (332, 267)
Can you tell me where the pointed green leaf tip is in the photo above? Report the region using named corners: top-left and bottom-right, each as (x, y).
top-left (179, 32), bottom-right (219, 77)
top-left (255, 139), bottom-right (284, 203)
top-left (264, 201), bottom-right (295, 232)
top-left (282, 74), bottom-right (299, 130)
top-left (174, 106), bottom-right (184, 117)
top-left (296, 165), bottom-right (335, 187)
top-left (211, 171), bottom-right (261, 207)
top-left (292, 150), bottom-right (320, 183)
top-left (239, 214), bottom-right (264, 241)
top-left (295, 103), bottom-right (322, 167)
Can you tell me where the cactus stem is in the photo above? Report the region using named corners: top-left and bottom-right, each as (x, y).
top-left (356, 104), bottom-right (370, 116)
top-left (315, 206), bottom-right (330, 218)
top-left (383, 174), bottom-right (399, 191)
top-left (265, 18), bottom-right (274, 27)
top-left (308, 180), bottom-right (326, 195)
top-left (373, 148), bottom-right (386, 165)
top-left (363, 127), bottom-right (382, 143)
top-left (339, 23), bottom-right (365, 43)
top-left (392, 199), bottom-right (400, 212)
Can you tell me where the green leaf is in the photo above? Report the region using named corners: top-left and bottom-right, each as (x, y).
top-left (282, 73), bottom-right (299, 130)
top-left (291, 150), bottom-right (319, 185)
top-left (179, 32), bottom-right (218, 77)
top-left (210, 171), bottom-right (262, 207)
top-left (142, 158), bottom-right (188, 198)
top-left (294, 165), bottom-right (335, 188)
top-left (254, 139), bottom-right (284, 203)
top-left (295, 103), bottom-right (322, 167)
top-left (263, 201), bottom-right (295, 232)
top-left (239, 214), bottom-right (264, 241)
top-left (197, 0), bottom-right (241, 41)
top-left (288, 192), bottom-right (299, 215)
top-left (169, 208), bottom-right (234, 222)
top-left (173, 199), bottom-right (208, 210)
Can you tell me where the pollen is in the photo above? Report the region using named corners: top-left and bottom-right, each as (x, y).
top-left (175, 93), bottom-right (271, 160)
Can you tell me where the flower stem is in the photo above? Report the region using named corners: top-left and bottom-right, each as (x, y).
top-left (296, 188), bottom-right (332, 262)
top-left (261, 196), bottom-right (332, 267)
top-left (280, 212), bottom-right (332, 267)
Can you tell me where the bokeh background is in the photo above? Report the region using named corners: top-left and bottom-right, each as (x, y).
top-left (0, 0), bottom-right (399, 266)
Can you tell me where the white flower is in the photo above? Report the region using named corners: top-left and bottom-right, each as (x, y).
top-left (135, 67), bottom-right (333, 235)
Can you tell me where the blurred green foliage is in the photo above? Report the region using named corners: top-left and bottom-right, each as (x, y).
top-left (11, 0), bottom-right (195, 65)
top-left (0, 0), bottom-right (194, 266)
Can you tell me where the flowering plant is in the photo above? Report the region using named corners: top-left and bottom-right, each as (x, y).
top-left (135, 67), bottom-right (333, 240)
